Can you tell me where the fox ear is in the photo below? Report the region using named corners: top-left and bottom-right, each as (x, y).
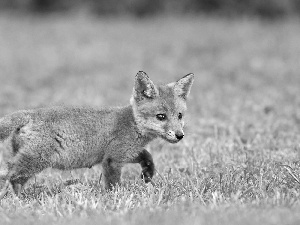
top-left (174, 73), bottom-right (194, 100)
top-left (133, 71), bottom-right (158, 101)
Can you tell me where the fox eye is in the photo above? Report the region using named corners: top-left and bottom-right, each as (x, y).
top-left (178, 113), bottom-right (183, 120)
top-left (156, 114), bottom-right (167, 121)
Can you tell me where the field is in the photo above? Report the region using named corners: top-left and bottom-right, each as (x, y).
top-left (0, 13), bottom-right (300, 224)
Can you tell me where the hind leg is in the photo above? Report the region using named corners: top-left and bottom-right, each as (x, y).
top-left (7, 151), bottom-right (49, 195)
top-left (0, 173), bottom-right (29, 198)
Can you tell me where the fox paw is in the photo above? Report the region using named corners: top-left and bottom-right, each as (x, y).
top-left (141, 171), bottom-right (152, 183)
top-left (141, 161), bottom-right (154, 183)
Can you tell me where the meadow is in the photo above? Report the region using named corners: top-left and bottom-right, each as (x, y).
top-left (0, 13), bottom-right (300, 224)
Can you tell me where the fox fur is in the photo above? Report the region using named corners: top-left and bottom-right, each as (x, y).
top-left (0, 71), bottom-right (194, 195)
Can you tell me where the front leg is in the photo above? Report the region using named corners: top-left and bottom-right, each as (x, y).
top-left (102, 157), bottom-right (122, 190)
top-left (134, 149), bottom-right (155, 183)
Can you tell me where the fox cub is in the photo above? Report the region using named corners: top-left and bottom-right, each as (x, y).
top-left (0, 71), bottom-right (194, 194)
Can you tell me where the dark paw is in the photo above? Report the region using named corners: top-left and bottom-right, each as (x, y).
top-left (141, 171), bottom-right (152, 183)
top-left (141, 161), bottom-right (154, 183)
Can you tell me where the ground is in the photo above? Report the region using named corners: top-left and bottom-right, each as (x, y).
top-left (0, 13), bottom-right (300, 225)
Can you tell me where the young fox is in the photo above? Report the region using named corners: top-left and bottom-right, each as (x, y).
top-left (0, 71), bottom-right (194, 194)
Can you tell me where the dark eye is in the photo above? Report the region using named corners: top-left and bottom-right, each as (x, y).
top-left (178, 113), bottom-right (183, 120)
top-left (156, 114), bottom-right (167, 121)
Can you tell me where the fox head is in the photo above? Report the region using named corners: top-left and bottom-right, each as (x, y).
top-left (130, 71), bottom-right (194, 143)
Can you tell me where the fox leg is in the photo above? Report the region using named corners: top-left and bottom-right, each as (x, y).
top-left (131, 149), bottom-right (155, 183)
top-left (6, 151), bottom-right (49, 195)
top-left (102, 157), bottom-right (122, 190)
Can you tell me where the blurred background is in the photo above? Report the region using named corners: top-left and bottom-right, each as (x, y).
top-left (1, 0), bottom-right (300, 18)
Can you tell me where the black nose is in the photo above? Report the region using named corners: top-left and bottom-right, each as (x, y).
top-left (175, 133), bottom-right (184, 140)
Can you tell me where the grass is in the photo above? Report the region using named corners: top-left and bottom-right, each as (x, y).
top-left (0, 12), bottom-right (300, 224)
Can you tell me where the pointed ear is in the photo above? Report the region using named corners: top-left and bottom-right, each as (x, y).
top-left (133, 71), bottom-right (158, 101)
top-left (174, 73), bottom-right (194, 100)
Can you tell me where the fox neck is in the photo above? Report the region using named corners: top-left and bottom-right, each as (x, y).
top-left (126, 104), bottom-right (157, 142)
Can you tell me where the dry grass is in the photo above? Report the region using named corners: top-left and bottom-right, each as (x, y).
top-left (0, 13), bottom-right (300, 224)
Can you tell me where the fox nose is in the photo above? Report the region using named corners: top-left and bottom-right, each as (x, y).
top-left (175, 132), bottom-right (184, 140)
